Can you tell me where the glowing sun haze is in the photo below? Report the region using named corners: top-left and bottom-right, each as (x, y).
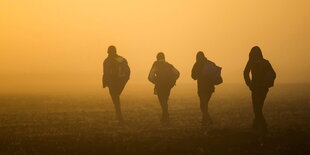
top-left (0, 0), bottom-right (309, 94)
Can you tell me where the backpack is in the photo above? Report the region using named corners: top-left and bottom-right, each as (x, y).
top-left (114, 56), bottom-right (130, 81)
top-left (201, 61), bottom-right (223, 85)
top-left (156, 62), bottom-right (179, 87)
top-left (263, 61), bottom-right (276, 88)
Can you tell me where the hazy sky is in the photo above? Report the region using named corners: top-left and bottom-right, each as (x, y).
top-left (0, 0), bottom-right (309, 94)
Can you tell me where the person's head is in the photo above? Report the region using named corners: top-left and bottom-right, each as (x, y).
top-left (196, 51), bottom-right (206, 62)
top-left (107, 45), bottom-right (117, 56)
top-left (157, 52), bottom-right (165, 61)
top-left (249, 46), bottom-right (263, 61)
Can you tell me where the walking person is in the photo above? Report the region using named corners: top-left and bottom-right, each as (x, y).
top-left (244, 46), bottom-right (276, 135)
top-left (191, 51), bottom-right (222, 127)
top-left (102, 45), bottom-right (130, 125)
top-left (148, 52), bottom-right (180, 125)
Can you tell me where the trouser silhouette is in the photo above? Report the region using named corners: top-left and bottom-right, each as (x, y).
top-left (157, 87), bottom-right (171, 123)
top-left (251, 88), bottom-right (268, 133)
top-left (110, 94), bottom-right (123, 122)
top-left (109, 84), bottom-right (126, 123)
top-left (199, 92), bottom-right (213, 124)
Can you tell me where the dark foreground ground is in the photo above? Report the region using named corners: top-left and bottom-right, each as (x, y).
top-left (0, 84), bottom-right (309, 155)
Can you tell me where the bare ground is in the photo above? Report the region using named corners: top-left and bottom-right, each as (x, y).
top-left (0, 84), bottom-right (309, 155)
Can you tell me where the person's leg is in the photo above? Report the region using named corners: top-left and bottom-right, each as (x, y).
top-left (157, 92), bottom-right (166, 122)
top-left (199, 95), bottom-right (206, 114)
top-left (111, 95), bottom-right (123, 122)
top-left (109, 87), bottom-right (124, 123)
top-left (199, 95), bottom-right (207, 124)
top-left (257, 89), bottom-right (268, 133)
top-left (157, 88), bottom-right (170, 124)
top-left (251, 91), bottom-right (259, 129)
top-left (252, 89), bottom-right (268, 132)
top-left (199, 92), bottom-right (212, 125)
top-left (205, 92), bottom-right (212, 120)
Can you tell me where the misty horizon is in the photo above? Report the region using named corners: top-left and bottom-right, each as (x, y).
top-left (1, 1), bottom-right (309, 94)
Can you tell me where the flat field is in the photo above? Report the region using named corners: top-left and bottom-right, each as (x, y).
top-left (0, 84), bottom-right (309, 155)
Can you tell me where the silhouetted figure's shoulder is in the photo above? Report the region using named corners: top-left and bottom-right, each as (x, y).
top-left (260, 59), bottom-right (270, 65)
top-left (264, 59), bottom-right (274, 68)
top-left (115, 56), bottom-right (128, 64)
top-left (151, 60), bottom-right (174, 69)
top-left (206, 60), bottom-right (216, 66)
top-left (153, 60), bottom-right (169, 65)
top-left (192, 59), bottom-right (215, 80)
top-left (104, 55), bottom-right (127, 64)
top-left (253, 59), bottom-right (273, 70)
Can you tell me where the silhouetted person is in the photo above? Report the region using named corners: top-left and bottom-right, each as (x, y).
top-left (244, 46), bottom-right (276, 135)
top-left (192, 51), bottom-right (222, 127)
top-left (148, 52), bottom-right (180, 125)
top-left (102, 45), bottom-right (130, 124)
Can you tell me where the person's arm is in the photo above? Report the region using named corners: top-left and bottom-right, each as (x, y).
top-left (191, 63), bottom-right (199, 80)
top-left (148, 62), bottom-right (156, 84)
top-left (243, 61), bottom-right (252, 89)
top-left (102, 60), bottom-right (109, 88)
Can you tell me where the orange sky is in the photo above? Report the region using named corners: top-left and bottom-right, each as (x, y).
top-left (0, 0), bottom-right (309, 94)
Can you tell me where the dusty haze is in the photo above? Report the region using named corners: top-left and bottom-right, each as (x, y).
top-left (0, 0), bottom-right (309, 94)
